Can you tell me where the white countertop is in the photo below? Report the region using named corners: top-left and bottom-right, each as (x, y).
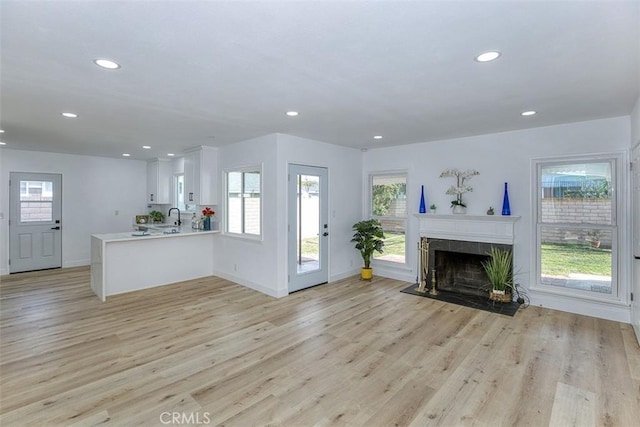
top-left (92, 226), bottom-right (219, 242)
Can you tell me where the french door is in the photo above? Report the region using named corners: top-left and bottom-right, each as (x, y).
top-left (9, 172), bottom-right (62, 273)
top-left (288, 165), bottom-right (328, 292)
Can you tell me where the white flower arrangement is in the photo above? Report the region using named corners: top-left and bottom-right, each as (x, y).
top-left (439, 168), bottom-right (480, 208)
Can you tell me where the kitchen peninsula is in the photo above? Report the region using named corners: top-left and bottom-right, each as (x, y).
top-left (90, 227), bottom-right (217, 301)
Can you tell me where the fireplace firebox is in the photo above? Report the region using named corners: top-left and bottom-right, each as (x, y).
top-left (427, 238), bottom-right (512, 297)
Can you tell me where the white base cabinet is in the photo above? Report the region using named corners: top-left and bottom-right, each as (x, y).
top-left (91, 230), bottom-right (216, 301)
top-left (184, 146), bottom-right (218, 206)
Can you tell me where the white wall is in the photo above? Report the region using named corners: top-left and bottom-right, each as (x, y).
top-left (213, 133), bottom-right (362, 298)
top-left (632, 94), bottom-right (640, 148)
top-left (0, 149), bottom-right (147, 274)
top-left (363, 116), bottom-right (632, 322)
top-left (213, 134), bottom-right (281, 296)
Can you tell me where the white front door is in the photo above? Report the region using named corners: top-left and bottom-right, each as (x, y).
top-left (288, 165), bottom-right (329, 292)
top-left (631, 145), bottom-right (640, 343)
top-left (9, 172), bottom-right (62, 273)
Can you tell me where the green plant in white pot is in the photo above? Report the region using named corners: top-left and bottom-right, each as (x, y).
top-left (149, 210), bottom-right (165, 224)
top-left (482, 247), bottom-right (513, 302)
top-left (351, 219), bottom-right (385, 280)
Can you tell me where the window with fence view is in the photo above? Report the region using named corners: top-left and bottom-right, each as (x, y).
top-left (227, 169), bottom-right (261, 236)
top-left (371, 174), bottom-right (407, 264)
top-left (536, 159), bottom-right (616, 296)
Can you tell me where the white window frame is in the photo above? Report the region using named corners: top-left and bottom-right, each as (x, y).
top-left (224, 165), bottom-right (262, 240)
top-left (531, 153), bottom-right (622, 301)
top-left (369, 171), bottom-right (408, 267)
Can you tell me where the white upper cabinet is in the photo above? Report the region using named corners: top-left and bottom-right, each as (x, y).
top-left (146, 159), bottom-right (171, 204)
top-left (184, 146), bottom-right (218, 206)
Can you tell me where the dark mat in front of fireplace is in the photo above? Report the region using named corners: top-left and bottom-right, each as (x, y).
top-left (400, 285), bottom-right (520, 317)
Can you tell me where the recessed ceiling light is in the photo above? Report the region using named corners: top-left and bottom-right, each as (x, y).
top-left (142, 145), bottom-right (151, 149)
top-left (0, 142), bottom-right (6, 146)
top-left (167, 153), bottom-right (175, 157)
top-left (61, 112), bottom-right (78, 118)
top-left (285, 111), bottom-right (299, 117)
top-left (521, 110), bottom-right (537, 116)
top-left (474, 51), bottom-right (501, 62)
top-left (122, 153), bottom-right (131, 157)
top-left (94, 59), bottom-right (120, 69)
top-left (373, 135), bottom-right (383, 140)
top-left (0, 129), bottom-right (4, 133)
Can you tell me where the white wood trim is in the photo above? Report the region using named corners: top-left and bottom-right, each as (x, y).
top-left (415, 213), bottom-right (520, 245)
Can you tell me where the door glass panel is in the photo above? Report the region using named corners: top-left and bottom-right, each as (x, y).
top-left (297, 174), bottom-right (320, 274)
top-left (20, 180), bottom-right (53, 222)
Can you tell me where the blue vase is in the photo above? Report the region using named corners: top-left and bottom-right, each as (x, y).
top-left (203, 217), bottom-right (211, 231)
top-left (419, 185), bottom-right (427, 213)
top-left (502, 182), bottom-right (511, 216)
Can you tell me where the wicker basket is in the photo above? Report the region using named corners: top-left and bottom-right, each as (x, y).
top-left (489, 290), bottom-right (512, 303)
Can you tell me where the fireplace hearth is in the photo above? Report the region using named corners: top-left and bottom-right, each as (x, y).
top-left (410, 214), bottom-right (521, 315)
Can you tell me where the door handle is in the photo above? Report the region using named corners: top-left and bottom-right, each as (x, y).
top-left (51, 226), bottom-right (61, 230)
top-left (322, 232), bottom-right (329, 237)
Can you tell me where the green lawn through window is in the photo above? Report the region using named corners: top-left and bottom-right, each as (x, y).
top-left (541, 243), bottom-right (611, 277)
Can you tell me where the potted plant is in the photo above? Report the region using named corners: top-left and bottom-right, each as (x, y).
top-left (440, 168), bottom-right (479, 214)
top-left (351, 219), bottom-right (385, 280)
top-left (587, 230), bottom-right (601, 248)
top-left (482, 247), bottom-right (513, 302)
top-left (429, 204), bottom-right (437, 213)
top-left (149, 210), bottom-right (165, 224)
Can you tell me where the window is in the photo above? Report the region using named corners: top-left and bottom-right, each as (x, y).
top-left (226, 168), bottom-right (261, 236)
top-left (370, 173), bottom-right (407, 264)
top-left (20, 180), bottom-right (53, 222)
top-left (174, 174), bottom-right (187, 211)
top-left (534, 156), bottom-right (618, 298)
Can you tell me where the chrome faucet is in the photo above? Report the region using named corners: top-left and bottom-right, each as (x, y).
top-left (168, 208), bottom-right (182, 226)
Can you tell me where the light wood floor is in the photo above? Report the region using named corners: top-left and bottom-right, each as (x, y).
top-left (1, 267), bottom-right (639, 426)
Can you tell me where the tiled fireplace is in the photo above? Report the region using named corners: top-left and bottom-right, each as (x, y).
top-left (415, 214), bottom-right (520, 296)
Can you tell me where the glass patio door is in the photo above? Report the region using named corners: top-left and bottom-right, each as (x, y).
top-left (288, 164), bottom-right (328, 292)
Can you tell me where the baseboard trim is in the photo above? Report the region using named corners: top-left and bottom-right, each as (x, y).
top-left (63, 259), bottom-right (90, 268)
top-left (529, 291), bottom-right (631, 323)
top-left (213, 271), bottom-right (284, 298)
top-left (329, 268), bottom-right (361, 283)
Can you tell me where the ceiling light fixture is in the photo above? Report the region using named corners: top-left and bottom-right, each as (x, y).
top-left (0, 142), bottom-right (6, 146)
top-left (521, 110), bottom-right (537, 116)
top-left (167, 153), bottom-right (175, 157)
top-left (142, 145), bottom-right (151, 149)
top-left (474, 51), bottom-right (501, 62)
top-left (61, 112), bottom-right (78, 118)
top-left (122, 153), bottom-right (131, 157)
top-left (0, 129), bottom-right (5, 133)
top-left (285, 111), bottom-right (299, 117)
top-left (373, 135), bottom-right (383, 140)
top-left (94, 59), bottom-right (121, 70)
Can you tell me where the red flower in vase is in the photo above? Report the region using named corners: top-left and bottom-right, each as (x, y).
top-left (202, 207), bottom-right (215, 218)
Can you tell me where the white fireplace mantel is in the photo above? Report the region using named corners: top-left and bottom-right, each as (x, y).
top-left (415, 213), bottom-right (521, 245)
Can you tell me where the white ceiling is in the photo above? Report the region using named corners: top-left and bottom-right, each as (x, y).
top-left (1, 1), bottom-right (638, 160)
